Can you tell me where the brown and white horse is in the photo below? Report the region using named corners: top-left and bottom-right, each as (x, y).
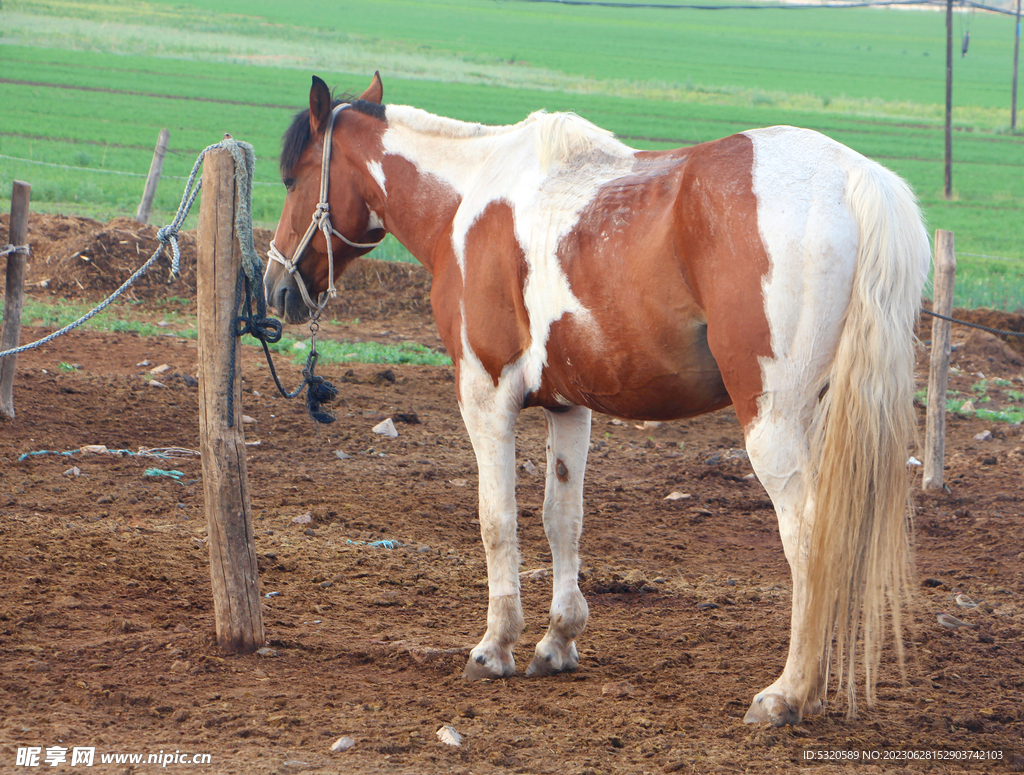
top-left (265, 74), bottom-right (930, 726)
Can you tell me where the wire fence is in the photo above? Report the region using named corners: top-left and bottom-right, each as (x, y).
top-left (512, 0), bottom-right (1021, 14)
top-left (0, 153), bottom-right (278, 187)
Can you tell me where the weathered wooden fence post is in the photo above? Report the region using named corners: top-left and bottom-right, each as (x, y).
top-left (196, 146), bottom-right (265, 653)
top-left (923, 229), bottom-right (956, 491)
top-left (136, 128), bottom-right (170, 225)
top-left (1, 180), bottom-right (31, 420)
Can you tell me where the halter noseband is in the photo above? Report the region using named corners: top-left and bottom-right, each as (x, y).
top-left (267, 102), bottom-right (385, 316)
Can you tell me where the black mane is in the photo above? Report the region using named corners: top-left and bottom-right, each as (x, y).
top-left (279, 95), bottom-right (387, 179)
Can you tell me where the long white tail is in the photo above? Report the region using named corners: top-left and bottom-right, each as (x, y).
top-left (803, 161), bottom-right (930, 717)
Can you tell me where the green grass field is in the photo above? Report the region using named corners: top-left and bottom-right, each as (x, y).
top-left (2, 0), bottom-right (1023, 307)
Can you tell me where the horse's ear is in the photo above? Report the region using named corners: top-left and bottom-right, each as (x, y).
top-left (358, 71), bottom-right (384, 105)
top-left (309, 75), bottom-right (333, 135)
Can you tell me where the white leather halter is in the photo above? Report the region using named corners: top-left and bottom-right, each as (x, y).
top-left (267, 102), bottom-right (385, 316)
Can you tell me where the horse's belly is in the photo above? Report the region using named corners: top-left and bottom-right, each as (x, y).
top-left (530, 318), bottom-right (731, 421)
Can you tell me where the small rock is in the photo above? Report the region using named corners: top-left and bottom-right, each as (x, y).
top-left (449, 479), bottom-right (468, 487)
top-left (241, 415), bottom-right (257, 425)
top-left (156, 321), bottom-right (170, 328)
top-left (80, 444), bottom-right (108, 454)
top-left (331, 736), bottom-right (355, 753)
top-left (149, 364), bottom-right (171, 375)
top-left (436, 725), bottom-right (463, 747)
top-left (623, 569), bottom-right (647, 586)
top-left (960, 400), bottom-right (976, 413)
top-left (522, 459), bottom-right (538, 475)
top-left (664, 491), bottom-right (691, 501)
top-left (97, 494), bottom-right (114, 505)
top-left (372, 418), bottom-right (398, 438)
top-left (907, 456), bottom-right (922, 467)
top-left (169, 660), bottom-right (190, 673)
top-left (172, 709), bottom-right (191, 723)
top-left (256, 647), bottom-right (278, 658)
top-left (292, 341), bottom-right (307, 350)
top-left (601, 680), bottom-right (635, 698)
top-left (335, 450), bottom-right (351, 460)
top-left (974, 430), bottom-right (993, 442)
top-left (697, 602), bottom-right (720, 610)
top-left (147, 380), bottom-right (167, 389)
top-left (136, 360), bottom-right (152, 367)
top-left (62, 467), bottom-right (81, 477)
top-left (56, 595), bottom-right (82, 609)
top-left (292, 513), bottom-right (313, 525)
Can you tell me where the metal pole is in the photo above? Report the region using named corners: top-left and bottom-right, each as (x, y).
top-left (944, 0), bottom-right (954, 199)
top-left (1013, 0), bottom-right (1021, 131)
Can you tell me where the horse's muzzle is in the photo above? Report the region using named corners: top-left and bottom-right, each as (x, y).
top-left (266, 272), bottom-right (312, 325)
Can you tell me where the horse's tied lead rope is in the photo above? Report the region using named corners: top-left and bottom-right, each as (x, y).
top-left (0, 137), bottom-right (337, 426)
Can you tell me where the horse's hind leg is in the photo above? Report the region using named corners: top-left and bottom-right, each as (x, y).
top-left (528, 406), bottom-right (592, 677)
top-left (459, 378), bottom-right (524, 680)
top-left (740, 408), bottom-right (826, 726)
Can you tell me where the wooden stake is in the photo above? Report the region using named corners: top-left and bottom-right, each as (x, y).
top-left (1, 180), bottom-right (31, 420)
top-left (136, 128), bottom-right (170, 225)
top-left (196, 146), bottom-right (265, 653)
top-left (923, 230), bottom-right (956, 492)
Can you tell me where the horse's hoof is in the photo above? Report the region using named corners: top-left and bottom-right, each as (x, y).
top-left (742, 694), bottom-right (802, 726)
top-left (526, 641), bottom-right (579, 677)
top-left (462, 648), bottom-right (515, 680)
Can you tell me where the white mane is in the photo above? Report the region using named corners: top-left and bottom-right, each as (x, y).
top-left (383, 105), bottom-right (627, 174)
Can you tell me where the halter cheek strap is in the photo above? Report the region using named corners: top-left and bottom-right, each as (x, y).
top-left (267, 102), bottom-right (385, 315)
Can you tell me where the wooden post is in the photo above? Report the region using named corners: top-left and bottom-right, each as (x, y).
top-left (1, 180), bottom-right (31, 420)
top-left (136, 128), bottom-right (170, 225)
top-left (196, 146), bottom-right (265, 653)
top-left (923, 230), bottom-right (956, 491)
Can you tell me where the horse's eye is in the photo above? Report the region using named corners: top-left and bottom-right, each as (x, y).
top-left (282, 177), bottom-right (296, 191)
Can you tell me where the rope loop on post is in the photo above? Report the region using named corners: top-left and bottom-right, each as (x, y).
top-left (0, 244), bottom-right (30, 259)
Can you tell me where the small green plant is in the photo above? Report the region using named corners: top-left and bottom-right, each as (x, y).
top-left (58, 362), bottom-right (77, 372)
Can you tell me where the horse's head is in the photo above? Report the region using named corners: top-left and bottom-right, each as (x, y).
top-left (265, 74), bottom-right (387, 323)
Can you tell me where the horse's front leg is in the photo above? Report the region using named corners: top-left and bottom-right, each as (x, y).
top-left (459, 376), bottom-right (523, 680)
top-left (528, 406), bottom-right (591, 677)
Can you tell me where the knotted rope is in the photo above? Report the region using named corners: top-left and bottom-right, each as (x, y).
top-left (0, 244), bottom-right (30, 259)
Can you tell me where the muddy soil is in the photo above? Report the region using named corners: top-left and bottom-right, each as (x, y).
top-left (1, 216), bottom-right (1023, 774)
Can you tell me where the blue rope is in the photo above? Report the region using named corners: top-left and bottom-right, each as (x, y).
top-left (0, 138), bottom-right (241, 360)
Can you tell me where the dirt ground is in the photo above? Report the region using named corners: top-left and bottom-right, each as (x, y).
top-left (2, 215), bottom-right (1024, 774)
